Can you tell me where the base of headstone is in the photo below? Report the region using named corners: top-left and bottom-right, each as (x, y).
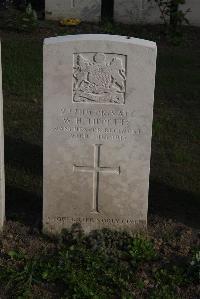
top-left (44, 217), bottom-right (147, 235)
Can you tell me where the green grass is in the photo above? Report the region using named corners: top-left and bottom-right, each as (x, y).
top-left (2, 38), bottom-right (42, 101)
top-left (152, 46), bottom-right (200, 191)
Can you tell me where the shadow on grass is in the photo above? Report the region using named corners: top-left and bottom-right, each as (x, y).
top-left (5, 135), bottom-right (42, 228)
top-left (6, 186), bottom-right (42, 228)
top-left (5, 135), bottom-right (42, 176)
top-left (149, 180), bottom-right (200, 229)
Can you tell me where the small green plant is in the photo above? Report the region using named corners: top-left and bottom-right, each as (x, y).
top-left (102, 21), bottom-right (117, 35)
top-left (0, 250), bottom-right (39, 298)
top-left (189, 250), bottom-right (200, 281)
top-left (148, 0), bottom-right (190, 42)
top-left (148, 0), bottom-right (190, 28)
top-left (0, 3), bottom-right (38, 32)
top-left (150, 266), bottom-right (188, 299)
top-left (16, 3), bottom-right (38, 32)
top-left (128, 235), bottom-right (157, 263)
top-left (155, 267), bottom-right (187, 287)
top-left (150, 285), bottom-right (180, 299)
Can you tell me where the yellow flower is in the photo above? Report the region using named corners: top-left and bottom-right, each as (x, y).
top-left (60, 18), bottom-right (81, 26)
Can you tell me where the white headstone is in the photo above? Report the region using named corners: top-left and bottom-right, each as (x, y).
top-left (114, 0), bottom-right (161, 24)
top-left (0, 42), bottom-right (5, 230)
top-left (43, 34), bottom-right (157, 234)
top-left (45, 0), bottom-right (101, 22)
top-left (182, 0), bottom-right (200, 26)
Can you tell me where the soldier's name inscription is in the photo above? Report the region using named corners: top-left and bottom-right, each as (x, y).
top-left (52, 107), bottom-right (143, 141)
top-left (73, 52), bottom-right (126, 104)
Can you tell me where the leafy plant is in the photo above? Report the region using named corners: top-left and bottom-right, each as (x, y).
top-left (150, 266), bottom-right (187, 299)
top-left (148, 0), bottom-right (190, 36)
top-left (102, 21), bottom-right (118, 35)
top-left (16, 3), bottom-right (38, 32)
top-left (0, 0), bottom-right (28, 10)
top-left (150, 285), bottom-right (180, 299)
top-left (0, 0), bottom-right (14, 10)
top-left (128, 235), bottom-right (157, 263)
top-left (155, 266), bottom-right (187, 287)
top-left (0, 2), bottom-right (38, 32)
top-left (0, 250), bottom-right (39, 297)
top-left (189, 250), bottom-right (200, 281)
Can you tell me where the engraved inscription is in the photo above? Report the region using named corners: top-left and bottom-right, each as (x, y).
top-left (73, 53), bottom-right (127, 104)
top-left (52, 107), bottom-right (143, 142)
top-left (71, 0), bottom-right (77, 8)
top-left (46, 217), bottom-right (146, 226)
top-left (73, 144), bottom-right (120, 213)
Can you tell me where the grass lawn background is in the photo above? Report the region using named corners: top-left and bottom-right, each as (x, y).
top-left (0, 22), bottom-right (199, 298)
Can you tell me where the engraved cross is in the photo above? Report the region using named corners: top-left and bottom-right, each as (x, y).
top-left (73, 144), bottom-right (120, 214)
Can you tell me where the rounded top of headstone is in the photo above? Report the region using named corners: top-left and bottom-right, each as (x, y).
top-left (44, 34), bottom-right (157, 50)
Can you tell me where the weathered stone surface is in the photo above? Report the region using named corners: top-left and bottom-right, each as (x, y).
top-left (114, 0), bottom-right (200, 26)
top-left (182, 0), bottom-right (200, 26)
top-left (45, 0), bottom-right (101, 22)
top-left (45, 0), bottom-right (200, 26)
top-left (114, 0), bottom-right (161, 24)
top-left (43, 34), bottom-right (157, 234)
top-left (0, 43), bottom-right (5, 230)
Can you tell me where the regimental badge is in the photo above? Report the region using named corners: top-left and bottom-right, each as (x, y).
top-left (73, 53), bottom-right (127, 104)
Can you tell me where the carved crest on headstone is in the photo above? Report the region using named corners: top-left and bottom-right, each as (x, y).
top-left (73, 52), bottom-right (126, 104)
